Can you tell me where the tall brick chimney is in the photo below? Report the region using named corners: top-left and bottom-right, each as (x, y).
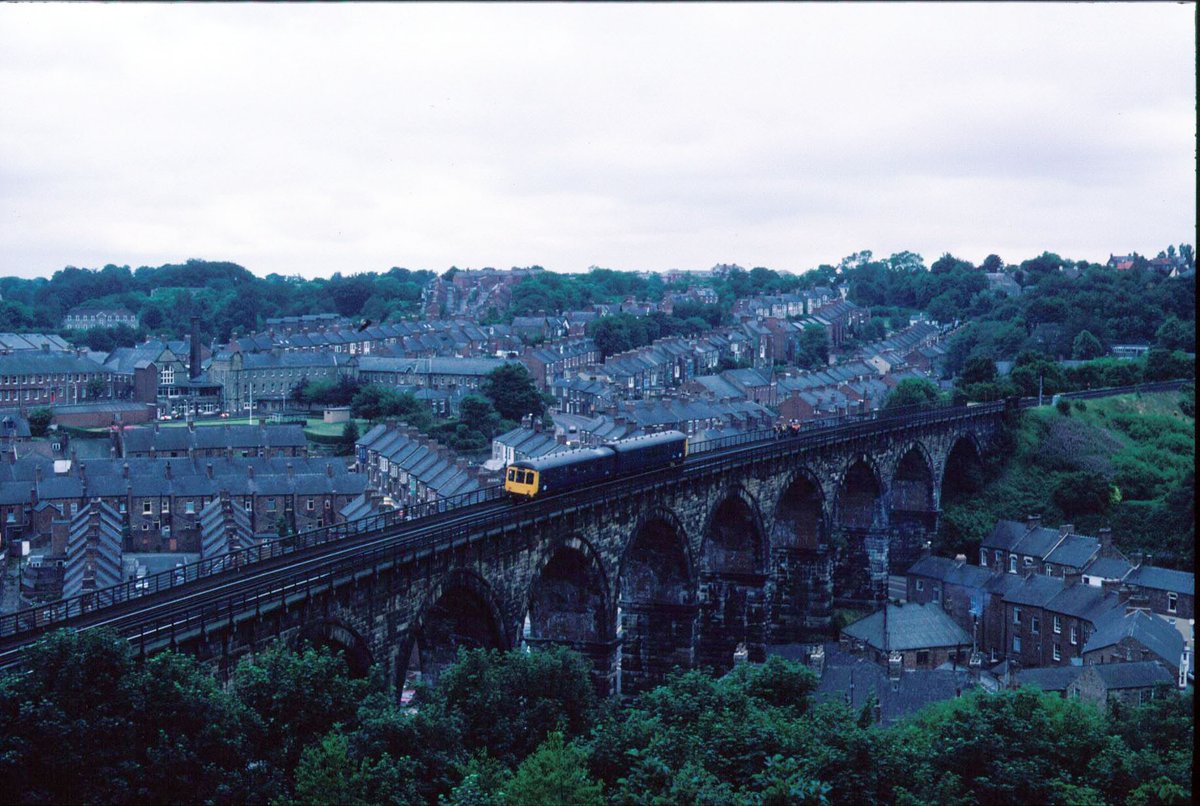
top-left (189, 316), bottom-right (201, 380)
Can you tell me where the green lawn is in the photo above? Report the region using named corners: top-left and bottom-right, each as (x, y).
top-left (302, 417), bottom-right (370, 438)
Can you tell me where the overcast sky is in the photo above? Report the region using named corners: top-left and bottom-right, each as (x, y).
top-left (0, 3), bottom-right (1194, 280)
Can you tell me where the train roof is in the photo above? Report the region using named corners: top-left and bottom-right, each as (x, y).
top-left (510, 447), bottom-right (613, 472)
top-left (605, 430), bottom-right (687, 451)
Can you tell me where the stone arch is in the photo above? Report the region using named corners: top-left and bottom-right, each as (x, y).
top-left (834, 455), bottom-right (887, 532)
top-left (524, 535), bottom-right (615, 694)
top-left (767, 468), bottom-right (833, 644)
top-left (937, 433), bottom-right (987, 556)
top-left (771, 467), bottom-right (829, 552)
top-left (890, 441), bottom-right (936, 512)
top-left (617, 508), bottom-right (697, 697)
top-left (939, 432), bottom-right (984, 499)
top-left (700, 484), bottom-right (768, 574)
top-left (888, 442), bottom-right (939, 579)
top-left (696, 486), bottom-right (769, 674)
top-left (403, 569), bottom-right (508, 688)
top-left (297, 617), bottom-right (373, 678)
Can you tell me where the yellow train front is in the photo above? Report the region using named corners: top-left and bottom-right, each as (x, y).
top-left (504, 430), bottom-right (687, 500)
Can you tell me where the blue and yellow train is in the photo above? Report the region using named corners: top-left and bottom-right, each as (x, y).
top-left (504, 430), bottom-right (688, 499)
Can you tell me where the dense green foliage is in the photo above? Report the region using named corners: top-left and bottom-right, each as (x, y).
top-left (587, 310), bottom-right (720, 358)
top-left (0, 632), bottom-right (1190, 805)
top-left (938, 392), bottom-right (1195, 567)
top-left (0, 259), bottom-right (433, 342)
top-left (883, 378), bottom-right (942, 411)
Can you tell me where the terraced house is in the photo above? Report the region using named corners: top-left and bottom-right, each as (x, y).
top-left (0, 350), bottom-right (116, 407)
top-left (0, 456), bottom-right (366, 561)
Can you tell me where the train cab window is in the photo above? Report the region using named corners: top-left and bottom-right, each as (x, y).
top-left (507, 469), bottom-right (515, 482)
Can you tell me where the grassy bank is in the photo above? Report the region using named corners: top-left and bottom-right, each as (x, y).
top-left (938, 390), bottom-right (1194, 568)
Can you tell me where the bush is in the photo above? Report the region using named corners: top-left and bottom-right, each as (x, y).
top-left (1055, 399), bottom-right (1071, 416)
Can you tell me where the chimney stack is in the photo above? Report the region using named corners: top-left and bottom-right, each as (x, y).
top-left (205, 462), bottom-right (213, 480)
top-left (1125, 590), bottom-right (1151, 614)
top-left (1026, 514), bottom-right (1041, 530)
top-left (164, 462), bottom-right (172, 480)
top-left (1064, 569), bottom-right (1082, 588)
top-left (1059, 523), bottom-right (1074, 537)
top-left (190, 317), bottom-right (202, 380)
top-left (887, 651), bottom-right (903, 681)
top-left (954, 553), bottom-right (967, 567)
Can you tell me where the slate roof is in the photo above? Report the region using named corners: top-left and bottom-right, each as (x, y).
top-left (1013, 526), bottom-right (1069, 559)
top-left (121, 424), bottom-right (307, 455)
top-left (0, 352), bottom-right (108, 375)
top-left (358, 356), bottom-right (518, 376)
top-left (1123, 565), bottom-right (1194, 596)
top-left (1044, 584), bottom-right (1116, 621)
top-left (1003, 574), bottom-right (1064, 608)
top-left (906, 555), bottom-right (993, 589)
top-left (63, 501), bottom-right (124, 598)
top-left (1089, 660), bottom-right (1175, 690)
top-left (842, 602), bottom-right (972, 652)
top-left (981, 519), bottom-right (1031, 552)
top-left (1044, 533), bottom-right (1100, 569)
top-left (1083, 608), bottom-right (1185, 667)
top-left (812, 644), bottom-right (979, 726)
top-left (1085, 557), bottom-right (1133, 581)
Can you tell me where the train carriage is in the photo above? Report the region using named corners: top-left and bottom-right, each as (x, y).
top-left (504, 431), bottom-right (687, 500)
top-left (504, 447), bottom-right (615, 498)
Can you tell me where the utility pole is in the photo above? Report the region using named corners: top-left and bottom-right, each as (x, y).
top-left (1037, 372), bottom-right (1044, 407)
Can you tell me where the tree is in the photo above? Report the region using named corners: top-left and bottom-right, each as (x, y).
top-left (959, 356), bottom-right (997, 385)
top-left (795, 324), bottom-right (829, 370)
top-left (1154, 316), bottom-right (1195, 352)
top-left (883, 378), bottom-right (941, 412)
top-left (458, 395), bottom-right (502, 439)
top-left (1072, 330), bottom-right (1106, 360)
top-left (27, 407), bottom-right (52, 437)
top-left (340, 421), bottom-right (360, 456)
top-left (423, 646), bottom-right (597, 770)
top-left (504, 732), bottom-right (604, 806)
top-left (231, 642), bottom-right (375, 794)
top-left (981, 254), bottom-right (1005, 273)
top-left (1052, 471), bottom-right (1113, 518)
top-left (481, 364), bottom-right (545, 422)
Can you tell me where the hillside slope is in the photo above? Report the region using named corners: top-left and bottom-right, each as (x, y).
top-left (938, 389), bottom-right (1194, 568)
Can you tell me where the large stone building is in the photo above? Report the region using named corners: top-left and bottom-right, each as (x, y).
top-left (0, 350), bottom-right (117, 408)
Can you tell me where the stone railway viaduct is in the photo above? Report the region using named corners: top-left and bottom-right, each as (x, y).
top-left (2, 403), bottom-right (1010, 699)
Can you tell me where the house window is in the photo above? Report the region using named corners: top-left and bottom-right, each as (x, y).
top-left (932, 587), bottom-right (941, 603)
top-left (916, 579), bottom-right (925, 592)
top-left (267, 498), bottom-right (276, 512)
top-left (161, 501), bottom-right (169, 513)
top-left (1045, 565), bottom-right (1054, 576)
top-left (1024, 556), bottom-right (1034, 568)
top-left (1009, 555), bottom-right (1017, 573)
top-left (1031, 615), bottom-right (1040, 635)
top-left (1054, 616), bottom-right (1062, 634)
top-left (306, 498), bottom-right (315, 511)
top-left (1053, 643), bottom-right (1061, 661)
top-left (980, 549), bottom-right (987, 567)
top-left (1013, 636), bottom-right (1022, 652)
top-left (142, 501), bottom-right (152, 515)
top-left (1168, 593), bottom-right (1178, 613)
top-left (244, 499), bottom-right (253, 512)
top-left (118, 501), bottom-right (126, 514)
top-left (916, 650), bottom-right (930, 667)
top-left (1013, 607), bottom-right (1022, 625)
top-left (1070, 625), bottom-right (1078, 645)
top-left (185, 500), bottom-right (195, 514)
